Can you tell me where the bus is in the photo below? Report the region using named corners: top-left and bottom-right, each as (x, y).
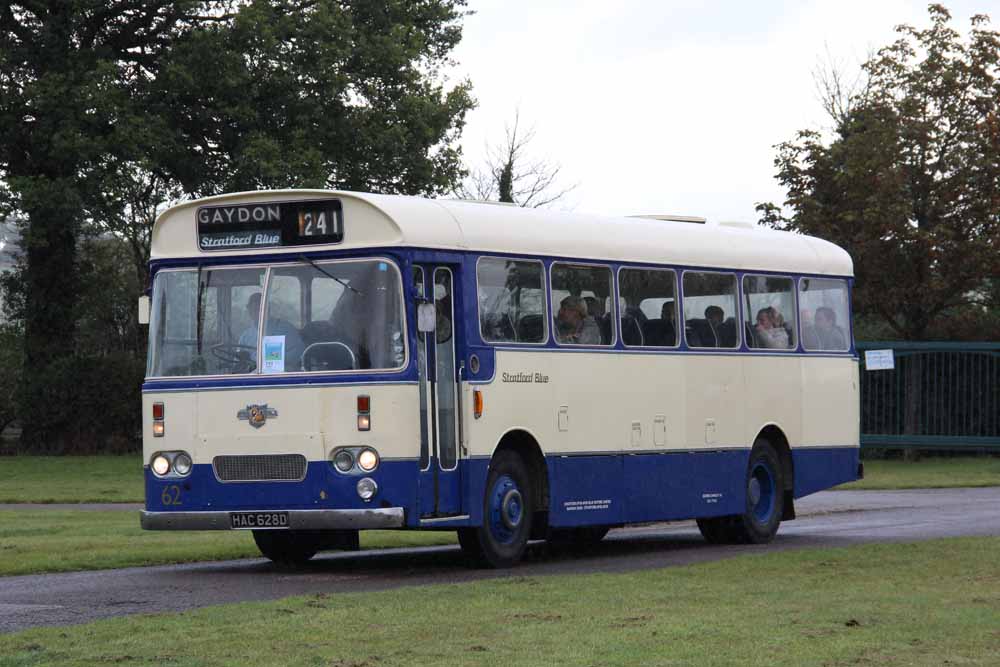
top-left (140, 190), bottom-right (861, 567)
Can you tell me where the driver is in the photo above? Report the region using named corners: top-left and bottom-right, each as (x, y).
top-left (238, 292), bottom-right (305, 371)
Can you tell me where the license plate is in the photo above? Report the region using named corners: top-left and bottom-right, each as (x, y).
top-left (230, 511), bottom-right (289, 530)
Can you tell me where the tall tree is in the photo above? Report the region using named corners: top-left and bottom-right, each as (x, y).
top-left (758, 5), bottom-right (1000, 340)
top-left (0, 1), bottom-right (473, 450)
top-left (457, 110), bottom-right (575, 207)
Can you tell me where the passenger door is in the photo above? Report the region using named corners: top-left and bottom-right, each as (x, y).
top-left (414, 265), bottom-right (464, 517)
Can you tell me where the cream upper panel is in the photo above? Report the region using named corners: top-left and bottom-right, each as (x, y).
top-left (151, 190), bottom-right (853, 278)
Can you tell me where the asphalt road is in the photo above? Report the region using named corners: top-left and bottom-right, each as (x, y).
top-left (2, 487), bottom-right (999, 634)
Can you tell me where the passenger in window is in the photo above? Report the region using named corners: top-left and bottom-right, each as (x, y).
top-left (239, 292), bottom-right (306, 371)
top-left (556, 295), bottom-right (601, 345)
top-left (814, 306), bottom-right (847, 350)
top-left (754, 307), bottom-right (790, 349)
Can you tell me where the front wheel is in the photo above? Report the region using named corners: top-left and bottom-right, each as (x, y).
top-left (461, 450), bottom-right (533, 568)
top-left (253, 530), bottom-right (319, 565)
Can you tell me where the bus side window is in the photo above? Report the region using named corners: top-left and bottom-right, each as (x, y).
top-left (619, 267), bottom-right (678, 348)
top-left (477, 257), bottom-right (547, 344)
top-left (799, 278), bottom-right (850, 351)
top-left (682, 271), bottom-right (739, 349)
top-left (743, 275), bottom-right (796, 350)
top-left (550, 263), bottom-right (615, 346)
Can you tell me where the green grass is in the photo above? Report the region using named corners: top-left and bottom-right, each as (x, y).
top-left (1, 537), bottom-right (998, 666)
top-left (0, 510), bottom-right (455, 577)
top-left (839, 456), bottom-right (1000, 490)
top-left (0, 456), bottom-right (143, 503)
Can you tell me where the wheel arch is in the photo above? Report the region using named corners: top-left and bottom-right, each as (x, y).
top-left (493, 428), bottom-right (550, 537)
top-left (755, 423), bottom-right (796, 521)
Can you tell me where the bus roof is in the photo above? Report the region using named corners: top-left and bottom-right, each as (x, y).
top-left (152, 189), bottom-right (853, 277)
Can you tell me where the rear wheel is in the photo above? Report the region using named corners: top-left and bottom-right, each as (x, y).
top-left (697, 439), bottom-right (784, 545)
top-left (253, 530), bottom-right (319, 565)
top-left (463, 450), bottom-right (533, 568)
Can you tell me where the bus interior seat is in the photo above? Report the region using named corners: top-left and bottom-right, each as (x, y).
top-left (687, 319), bottom-right (717, 347)
top-left (516, 314), bottom-right (544, 342)
top-left (620, 307), bottom-right (645, 346)
top-left (744, 322), bottom-right (759, 348)
top-left (719, 318), bottom-right (738, 347)
top-left (642, 318), bottom-right (676, 346)
top-left (598, 314), bottom-right (614, 345)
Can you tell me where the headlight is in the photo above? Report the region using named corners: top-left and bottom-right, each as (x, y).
top-left (357, 448), bottom-right (379, 472)
top-left (357, 477), bottom-right (377, 501)
top-left (173, 452), bottom-right (193, 476)
top-left (151, 454), bottom-right (171, 477)
top-left (333, 449), bottom-right (355, 473)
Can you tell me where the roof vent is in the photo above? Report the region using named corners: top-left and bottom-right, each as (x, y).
top-left (628, 214), bottom-right (706, 224)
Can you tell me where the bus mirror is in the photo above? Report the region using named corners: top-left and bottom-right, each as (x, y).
top-left (417, 302), bottom-right (436, 333)
top-left (138, 295), bottom-right (151, 325)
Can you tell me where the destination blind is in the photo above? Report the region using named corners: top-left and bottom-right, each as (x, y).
top-left (197, 199), bottom-right (344, 251)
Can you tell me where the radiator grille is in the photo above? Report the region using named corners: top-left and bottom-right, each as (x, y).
top-left (213, 454), bottom-right (308, 482)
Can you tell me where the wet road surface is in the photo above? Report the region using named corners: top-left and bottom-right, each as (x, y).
top-left (2, 487), bottom-right (998, 633)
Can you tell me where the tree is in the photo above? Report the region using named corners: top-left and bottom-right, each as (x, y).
top-left (457, 110), bottom-right (575, 207)
top-left (0, 1), bottom-right (473, 451)
top-left (758, 5), bottom-right (1000, 341)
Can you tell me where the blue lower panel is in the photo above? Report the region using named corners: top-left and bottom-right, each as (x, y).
top-left (146, 447), bottom-right (860, 529)
top-left (145, 460), bottom-right (422, 521)
top-left (548, 455), bottom-right (626, 527)
top-left (792, 447), bottom-right (860, 498)
top-left (621, 450), bottom-right (748, 524)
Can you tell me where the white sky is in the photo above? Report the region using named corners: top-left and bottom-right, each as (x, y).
top-left (449, 0), bottom-right (989, 221)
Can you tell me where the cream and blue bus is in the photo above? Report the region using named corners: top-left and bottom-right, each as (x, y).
top-left (140, 190), bottom-right (861, 567)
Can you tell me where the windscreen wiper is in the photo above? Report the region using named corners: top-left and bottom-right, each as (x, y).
top-left (298, 255), bottom-right (362, 295)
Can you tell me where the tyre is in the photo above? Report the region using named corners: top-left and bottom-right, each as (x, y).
top-left (696, 439), bottom-right (784, 545)
top-left (730, 439), bottom-right (784, 544)
top-left (252, 530), bottom-right (320, 565)
top-left (464, 450), bottom-right (533, 568)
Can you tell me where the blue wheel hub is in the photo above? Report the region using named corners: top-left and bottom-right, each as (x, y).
top-left (488, 475), bottom-right (523, 544)
top-left (749, 462), bottom-right (775, 523)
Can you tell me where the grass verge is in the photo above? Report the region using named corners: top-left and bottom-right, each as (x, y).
top-left (0, 510), bottom-right (455, 577)
top-left (839, 456), bottom-right (1000, 490)
top-left (1, 537), bottom-right (998, 666)
top-left (0, 456), bottom-right (143, 503)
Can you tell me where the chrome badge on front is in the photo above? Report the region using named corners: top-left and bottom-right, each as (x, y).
top-left (237, 404), bottom-right (278, 428)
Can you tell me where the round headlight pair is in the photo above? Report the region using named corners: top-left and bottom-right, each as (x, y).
top-left (331, 447), bottom-right (379, 473)
top-left (150, 451), bottom-right (192, 478)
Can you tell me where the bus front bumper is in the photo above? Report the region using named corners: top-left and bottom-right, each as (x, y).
top-left (140, 507), bottom-right (405, 531)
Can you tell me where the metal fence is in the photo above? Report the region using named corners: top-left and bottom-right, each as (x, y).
top-left (857, 342), bottom-right (1000, 450)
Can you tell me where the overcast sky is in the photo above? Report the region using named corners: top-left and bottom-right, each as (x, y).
top-left (449, 0), bottom-right (989, 222)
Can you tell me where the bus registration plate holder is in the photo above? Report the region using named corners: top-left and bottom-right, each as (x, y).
top-left (230, 511), bottom-right (289, 530)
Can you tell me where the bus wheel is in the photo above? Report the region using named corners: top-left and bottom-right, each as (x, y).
top-left (467, 450), bottom-right (533, 568)
top-left (731, 439), bottom-right (784, 544)
top-left (252, 530), bottom-right (319, 565)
